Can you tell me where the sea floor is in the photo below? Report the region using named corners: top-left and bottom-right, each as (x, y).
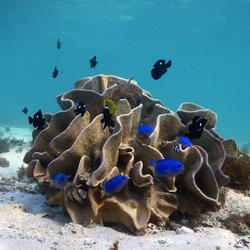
top-left (0, 126), bottom-right (249, 250)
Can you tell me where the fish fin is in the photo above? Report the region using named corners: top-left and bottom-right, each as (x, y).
top-left (166, 60), bottom-right (172, 68)
top-left (192, 116), bottom-right (200, 122)
top-left (28, 117), bottom-right (33, 124)
top-left (109, 119), bottom-right (115, 128)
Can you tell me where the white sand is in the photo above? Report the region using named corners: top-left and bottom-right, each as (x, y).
top-left (0, 126), bottom-right (249, 250)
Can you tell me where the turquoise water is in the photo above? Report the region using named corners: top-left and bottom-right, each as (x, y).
top-left (0, 0), bottom-right (249, 144)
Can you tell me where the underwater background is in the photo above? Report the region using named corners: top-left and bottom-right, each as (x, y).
top-left (0, 0), bottom-right (249, 145)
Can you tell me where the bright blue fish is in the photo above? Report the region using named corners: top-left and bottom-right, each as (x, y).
top-left (50, 173), bottom-right (68, 189)
top-left (104, 175), bottom-right (128, 196)
top-left (149, 159), bottom-right (184, 177)
top-left (178, 136), bottom-right (193, 147)
top-left (138, 125), bottom-right (154, 135)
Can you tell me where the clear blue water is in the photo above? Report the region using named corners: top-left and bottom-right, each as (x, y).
top-left (0, 0), bottom-right (250, 145)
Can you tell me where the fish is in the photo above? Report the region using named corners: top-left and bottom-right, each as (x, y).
top-left (50, 172), bottom-right (68, 189)
top-left (104, 175), bottom-right (128, 196)
top-left (178, 136), bottom-right (193, 147)
top-left (22, 107), bottom-right (28, 114)
top-left (89, 56), bottom-right (97, 68)
top-left (173, 144), bottom-right (180, 153)
top-left (101, 99), bottom-right (116, 131)
top-left (138, 125), bottom-right (154, 135)
top-left (74, 102), bottom-right (87, 116)
top-left (52, 66), bottom-right (59, 78)
top-left (186, 116), bottom-right (207, 139)
top-left (149, 159), bottom-right (184, 177)
top-left (28, 109), bottom-right (46, 130)
top-left (151, 59), bottom-right (172, 80)
top-left (57, 38), bottom-right (61, 49)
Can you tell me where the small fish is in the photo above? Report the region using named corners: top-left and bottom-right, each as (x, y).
top-left (28, 109), bottom-right (46, 130)
top-left (50, 172), bottom-right (68, 189)
top-left (89, 56), bottom-right (97, 68)
top-left (101, 99), bottom-right (116, 131)
top-left (104, 175), bottom-right (128, 196)
top-left (22, 107), bottom-right (28, 114)
top-left (74, 102), bottom-right (87, 116)
top-left (186, 116), bottom-right (207, 139)
top-left (149, 159), bottom-right (184, 177)
top-left (178, 136), bottom-right (193, 147)
top-left (57, 38), bottom-right (61, 49)
top-left (138, 125), bottom-right (154, 135)
top-left (151, 59), bottom-right (172, 80)
top-left (173, 144), bottom-right (180, 153)
top-left (53, 66), bottom-right (59, 78)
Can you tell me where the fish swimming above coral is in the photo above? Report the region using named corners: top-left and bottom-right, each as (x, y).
top-left (151, 59), bottom-right (172, 80)
top-left (89, 56), bottom-right (97, 68)
top-left (149, 159), bottom-right (184, 177)
top-left (74, 102), bottom-right (87, 116)
top-left (178, 136), bottom-right (193, 147)
top-left (101, 99), bottom-right (116, 132)
top-left (104, 175), bottom-right (128, 196)
top-left (22, 107), bottom-right (28, 114)
top-left (57, 38), bottom-right (61, 49)
top-left (138, 124), bottom-right (155, 135)
top-left (50, 172), bottom-right (68, 189)
top-left (28, 109), bottom-right (46, 130)
top-left (52, 66), bottom-right (59, 78)
top-left (186, 116), bottom-right (207, 139)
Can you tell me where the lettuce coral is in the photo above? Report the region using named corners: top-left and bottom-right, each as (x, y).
top-left (24, 75), bottom-right (234, 233)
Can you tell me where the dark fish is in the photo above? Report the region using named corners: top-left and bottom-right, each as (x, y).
top-left (74, 102), bottom-right (87, 116)
top-left (104, 175), bottom-right (128, 196)
top-left (89, 56), bottom-right (97, 68)
top-left (28, 109), bottom-right (46, 130)
top-left (57, 38), bottom-right (61, 49)
top-left (22, 107), bottom-right (28, 114)
top-left (186, 116), bottom-right (207, 139)
top-left (138, 125), bottom-right (154, 135)
top-left (149, 159), bottom-right (184, 177)
top-left (50, 173), bottom-right (68, 189)
top-left (52, 66), bottom-right (59, 78)
top-left (101, 106), bottom-right (115, 131)
top-left (101, 99), bottom-right (116, 132)
top-left (151, 59), bottom-right (172, 80)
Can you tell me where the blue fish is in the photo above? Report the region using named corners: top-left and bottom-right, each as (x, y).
top-left (178, 136), bottom-right (193, 147)
top-left (149, 159), bottom-right (184, 177)
top-left (50, 173), bottom-right (68, 189)
top-left (138, 125), bottom-right (154, 135)
top-left (104, 175), bottom-right (128, 196)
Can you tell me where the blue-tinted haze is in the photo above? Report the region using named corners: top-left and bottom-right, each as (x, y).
top-left (0, 0), bottom-right (249, 144)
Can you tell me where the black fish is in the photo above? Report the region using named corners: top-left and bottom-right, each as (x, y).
top-left (151, 59), bottom-right (172, 80)
top-left (74, 102), bottom-right (87, 116)
top-left (57, 38), bottom-right (61, 49)
top-left (186, 116), bottom-right (207, 139)
top-left (22, 107), bottom-right (28, 114)
top-left (53, 66), bottom-right (59, 78)
top-left (101, 106), bottom-right (115, 132)
top-left (28, 109), bottom-right (46, 130)
top-left (89, 56), bottom-right (97, 68)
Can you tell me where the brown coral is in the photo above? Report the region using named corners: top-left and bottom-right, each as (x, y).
top-left (24, 74), bottom-right (234, 233)
top-left (223, 149), bottom-right (250, 190)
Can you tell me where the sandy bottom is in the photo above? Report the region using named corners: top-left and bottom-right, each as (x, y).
top-left (0, 126), bottom-right (249, 250)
